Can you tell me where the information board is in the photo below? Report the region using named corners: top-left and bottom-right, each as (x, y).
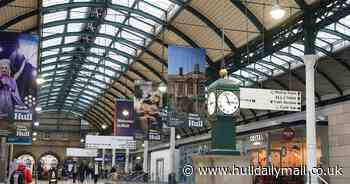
top-left (240, 88), bottom-right (301, 111)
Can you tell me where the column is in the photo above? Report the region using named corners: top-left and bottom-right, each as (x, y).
top-left (143, 140), bottom-right (149, 173)
top-left (102, 149), bottom-right (105, 170)
top-left (304, 54), bottom-right (318, 184)
top-left (169, 127), bottom-right (176, 183)
top-left (265, 132), bottom-right (271, 166)
top-left (124, 149), bottom-right (129, 173)
top-left (112, 149), bottom-right (116, 167)
top-left (0, 137), bottom-right (8, 182)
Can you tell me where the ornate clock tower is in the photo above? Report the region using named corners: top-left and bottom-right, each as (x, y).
top-left (207, 72), bottom-right (240, 155)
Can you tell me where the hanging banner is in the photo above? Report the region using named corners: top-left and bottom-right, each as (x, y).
top-left (6, 123), bottom-right (32, 145)
top-left (0, 32), bottom-right (38, 123)
top-left (167, 45), bottom-right (206, 129)
top-left (134, 80), bottom-right (163, 141)
top-left (115, 99), bottom-right (135, 136)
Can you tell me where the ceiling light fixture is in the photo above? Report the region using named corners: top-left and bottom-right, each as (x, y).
top-left (270, 0), bottom-right (286, 20)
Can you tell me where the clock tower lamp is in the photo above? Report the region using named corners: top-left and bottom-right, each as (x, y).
top-left (207, 71), bottom-right (240, 155)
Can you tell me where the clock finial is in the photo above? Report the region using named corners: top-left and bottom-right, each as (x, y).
top-left (219, 68), bottom-right (228, 78)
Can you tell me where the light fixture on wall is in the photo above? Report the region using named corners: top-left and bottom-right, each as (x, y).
top-left (176, 134), bottom-right (181, 140)
top-left (36, 77), bottom-right (45, 85)
top-left (32, 137), bottom-right (37, 141)
top-left (102, 124), bottom-right (107, 129)
top-left (122, 109), bottom-right (129, 117)
top-left (35, 106), bottom-right (42, 112)
top-left (34, 121), bottom-right (40, 126)
top-left (80, 138), bottom-right (85, 143)
top-left (158, 82), bottom-right (167, 93)
top-left (270, 0), bottom-right (286, 20)
top-left (32, 132), bottom-right (37, 136)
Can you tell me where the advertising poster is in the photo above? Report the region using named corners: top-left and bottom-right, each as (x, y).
top-left (134, 80), bottom-right (163, 141)
top-left (0, 32), bottom-right (38, 125)
top-left (115, 99), bottom-right (135, 136)
top-left (167, 45), bottom-right (206, 128)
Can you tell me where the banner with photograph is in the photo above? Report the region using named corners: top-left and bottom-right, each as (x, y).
top-left (134, 80), bottom-right (163, 141)
top-left (115, 99), bottom-right (135, 136)
top-left (167, 45), bottom-right (206, 128)
top-left (0, 32), bottom-right (38, 123)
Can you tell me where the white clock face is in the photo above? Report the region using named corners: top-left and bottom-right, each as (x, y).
top-left (217, 91), bottom-right (239, 114)
top-left (207, 92), bottom-right (216, 115)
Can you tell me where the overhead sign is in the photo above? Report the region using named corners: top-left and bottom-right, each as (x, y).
top-left (66, 148), bottom-right (98, 157)
top-left (240, 88), bottom-right (301, 111)
top-left (85, 135), bottom-right (134, 149)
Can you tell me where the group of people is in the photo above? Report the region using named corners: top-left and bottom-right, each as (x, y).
top-left (71, 161), bottom-right (101, 184)
top-left (8, 160), bottom-right (32, 184)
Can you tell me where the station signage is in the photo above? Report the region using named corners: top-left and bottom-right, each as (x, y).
top-left (6, 125), bottom-right (32, 145)
top-left (66, 148), bottom-right (98, 157)
top-left (85, 135), bottom-right (135, 149)
top-left (240, 88), bottom-right (301, 111)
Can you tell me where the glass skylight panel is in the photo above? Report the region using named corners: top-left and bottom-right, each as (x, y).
top-left (79, 98), bottom-right (92, 105)
top-left (43, 11), bottom-right (68, 24)
top-left (80, 70), bottom-right (92, 76)
top-left (67, 23), bottom-right (84, 32)
top-left (42, 25), bottom-right (65, 37)
top-left (107, 52), bottom-right (129, 65)
top-left (138, 1), bottom-right (164, 18)
top-left (81, 95), bottom-right (94, 101)
top-left (43, 0), bottom-right (69, 7)
top-left (62, 47), bottom-right (75, 52)
top-left (59, 56), bottom-right (72, 61)
top-left (144, 0), bottom-right (173, 11)
top-left (42, 49), bottom-right (59, 57)
top-left (70, 7), bottom-right (89, 19)
top-left (105, 59), bottom-right (122, 71)
top-left (114, 42), bottom-right (135, 55)
top-left (105, 8), bottom-right (126, 23)
top-left (82, 63), bottom-right (96, 70)
top-left (100, 24), bottom-right (118, 36)
top-left (42, 38), bottom-right (62, 48)
top-left (87, 57), bottom-right (99, 63)
top-left (111, 0), bottom-right (135, 7)
top-left (317, 31), bottom-right (341, 43)
top-left (129, 18), bottom-right (153, 33)
top-left (42, 57), bottom-right (57, 64)
top-left (92, 80), bottom-right (106, 89)
top-left (94, 37), bottom-right (112, 47)
top-left (90, 47), bottom-right (105, 56)
top-left (84, 90), bottom-right (98, 97)
top-left (64, 36), bottom-right (80, 44)
top-left (74, 0), bottom-right (92, 2)
top-left (95, 73), bottom-right (113, 81)
top-left (87, 85), bottom-right (102, 93)
top-left (121, 30), bottom-right (145, 45)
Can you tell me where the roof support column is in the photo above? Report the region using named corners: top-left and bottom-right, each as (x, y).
top-left (303, 11), bottom-right (319, 184)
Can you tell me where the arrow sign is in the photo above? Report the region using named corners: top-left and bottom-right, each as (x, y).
top-left (240, 88), bottom-right (301, 111)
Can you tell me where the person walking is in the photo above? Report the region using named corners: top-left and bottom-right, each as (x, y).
top-left (9, 160), bottom-right (32, 184)
top-left (93, 162), bottom-right (99, 184)
top-left (72, 161), bottom-right (78, 184)
top-left (78, 162), bottom-right (87, 184)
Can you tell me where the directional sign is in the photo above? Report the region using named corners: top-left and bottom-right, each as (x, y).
top-left (85, 135), bottom-right (134, 149)
top-left (240, 88), bottom-right (301, 111)
top-left (66, 148), bottom-right (98, 157)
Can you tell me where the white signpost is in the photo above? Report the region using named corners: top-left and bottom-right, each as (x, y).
top-left (240, 88), bottom-right (301, 111)
top-left (85, 135), bottom-right (136, 149)
top-left (66, 148), bottom-right (98, 157)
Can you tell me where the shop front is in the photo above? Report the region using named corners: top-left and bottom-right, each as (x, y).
top-left (243, 125), bottom-right (327, 184)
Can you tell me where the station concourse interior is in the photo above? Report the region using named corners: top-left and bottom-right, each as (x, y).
top-left (0, 0), bottom-right (350, 184)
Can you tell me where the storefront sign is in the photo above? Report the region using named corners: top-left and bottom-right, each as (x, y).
top-left (282, 128), bottom-right (295, 140)
top-left (240, 88), bottom-right (301, 111)
top-left (249, 134), bottom-right (265, 145)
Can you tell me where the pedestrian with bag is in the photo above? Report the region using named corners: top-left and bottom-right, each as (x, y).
top-left (9, 160), bottom-right (32, 184)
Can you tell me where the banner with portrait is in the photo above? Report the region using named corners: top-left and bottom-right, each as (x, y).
top-left (0, 32), bottom-right (38, 125)
top-left (114, 99), bottom-right (135, 136)
top-left (166, 45), bottom-right (206, 128)
top-left (134, 80), bottom-right (163, 141)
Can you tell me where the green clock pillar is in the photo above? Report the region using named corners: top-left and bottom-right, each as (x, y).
top-left (207, 78), bottom-right (240, 155)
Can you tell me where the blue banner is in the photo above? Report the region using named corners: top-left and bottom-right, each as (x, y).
top-left (6, 124), bottom-right (32, 145)
top-left (115, 99), bottom-right (135, 136)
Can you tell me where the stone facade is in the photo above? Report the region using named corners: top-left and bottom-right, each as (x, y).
top-left (326, 101), bottom-right (350, 183)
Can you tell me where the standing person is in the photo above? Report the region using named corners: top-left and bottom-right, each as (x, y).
top-left (72, 161), bottom-right (78, 184)
top-left (10, 160), bottom-right (32, 184)
top-left (78, 162), bottom-right (86, 184)
top-left (93, 162), bottom-right (99, 184)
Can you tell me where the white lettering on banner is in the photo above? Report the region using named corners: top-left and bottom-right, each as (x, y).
top-left (240, 88), bottom-right (301, 111)
top-left (14, 113), bottom-right (32, 121)
top-left (85, 135), bottom-right (134, 149)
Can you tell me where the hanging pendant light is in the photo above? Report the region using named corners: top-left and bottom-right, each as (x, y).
top-left (270, 1), bottom-right (286, 20)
